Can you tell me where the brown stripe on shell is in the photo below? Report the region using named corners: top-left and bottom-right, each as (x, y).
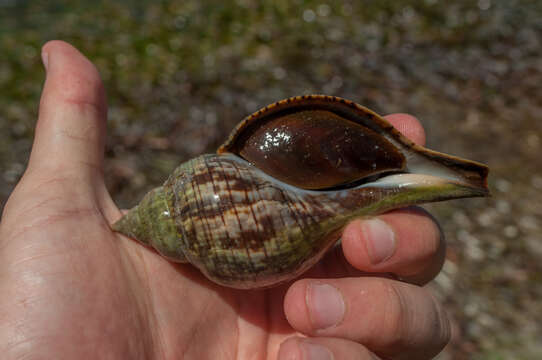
top-left (190, 156), bottom-right (215, 254)
top-left (204, 155), bottom-right (240, 272)
top-left (227, 158), bottom-right (259, 277)
top-left (237, 157), bottom-right (274, 261)
top-left (195, 157), bottom-right (251, 276)
top-left (171, 159), bottom-right (212, 260)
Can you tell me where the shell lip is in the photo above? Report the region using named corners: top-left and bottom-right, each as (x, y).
top-left (364, 172), bottom-right (490, 197)
top-left (308, 170), bottom-right (489, 198)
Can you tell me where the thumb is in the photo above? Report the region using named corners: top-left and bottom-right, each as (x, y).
top-left (28, 40), bottom-right (107, 181)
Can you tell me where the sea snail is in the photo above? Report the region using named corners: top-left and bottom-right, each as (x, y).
top-left (112, 95), bottom-right (489, 289)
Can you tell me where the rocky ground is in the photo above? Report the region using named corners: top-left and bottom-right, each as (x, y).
top-left (1, 1), bottom-right (541, 358)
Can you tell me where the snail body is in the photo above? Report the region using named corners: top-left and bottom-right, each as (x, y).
top-left (113, 95), bottom-right (489, 289)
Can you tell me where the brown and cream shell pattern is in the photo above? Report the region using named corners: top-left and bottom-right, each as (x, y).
top-left (112, 95), bottom-right (489, 289)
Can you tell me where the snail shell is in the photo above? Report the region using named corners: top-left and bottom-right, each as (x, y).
top-left (112, 95), bottom-right (489, 289)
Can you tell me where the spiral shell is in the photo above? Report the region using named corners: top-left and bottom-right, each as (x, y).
top-left (112, 95), bottom-right (489, 289)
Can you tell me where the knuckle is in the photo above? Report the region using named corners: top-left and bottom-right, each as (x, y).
top-left (363, 280), bottom-right (409, 348)
top-left (381, 281), bottom-right (409, 346)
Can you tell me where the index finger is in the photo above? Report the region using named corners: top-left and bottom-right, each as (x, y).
top-left (384, 113), bottom-right (426, 146)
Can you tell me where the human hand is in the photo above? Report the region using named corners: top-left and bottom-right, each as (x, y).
top-left (0, 41), bottom-right (449, 359)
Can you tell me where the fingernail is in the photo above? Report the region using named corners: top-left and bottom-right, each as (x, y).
top-left (307, 283), bottom-right (345, 330)
top-left (362, 219), bottom-right (396, 264)
top-left (41, 51), bottom-right (49, 70)
top-left (301, 341), bottom-right (334, 360)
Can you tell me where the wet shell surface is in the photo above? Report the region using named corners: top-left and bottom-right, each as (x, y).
top-left (112, 95), bottom-right (489, 289)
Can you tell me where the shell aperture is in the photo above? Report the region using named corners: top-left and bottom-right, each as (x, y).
top-left (112, 95), bottom-right (489, 289)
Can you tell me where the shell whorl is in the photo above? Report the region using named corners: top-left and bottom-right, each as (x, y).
top-left (163, 154), bottom-right (355, 288)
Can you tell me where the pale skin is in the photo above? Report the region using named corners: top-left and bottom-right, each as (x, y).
top-left (0, 41), bottom-right (450, 359)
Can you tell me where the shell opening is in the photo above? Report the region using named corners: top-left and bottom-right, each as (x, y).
top-left (308, 169), bottom-right (407, 191)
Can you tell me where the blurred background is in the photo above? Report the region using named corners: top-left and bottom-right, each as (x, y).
top-left (1, 0), bottom-right (541, 358)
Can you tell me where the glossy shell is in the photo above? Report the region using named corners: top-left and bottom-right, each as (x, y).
top-left (112, 95), bottom-right (490, 289)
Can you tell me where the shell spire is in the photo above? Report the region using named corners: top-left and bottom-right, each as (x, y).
top-left (113, 186), bottom-right (187, 262)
